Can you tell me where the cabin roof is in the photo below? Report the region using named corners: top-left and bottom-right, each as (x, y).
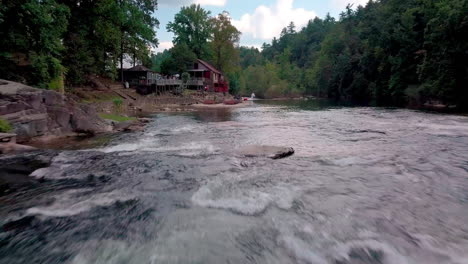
top-left (196, 59), bottom-right (222, 74)
top-left (125, 65), bottom-right (154, 72)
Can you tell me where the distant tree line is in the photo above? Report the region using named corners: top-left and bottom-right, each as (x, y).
top-left (0, 0), bottom-right (158, 89)
top-left (238, 0), bottom-right (467, 110)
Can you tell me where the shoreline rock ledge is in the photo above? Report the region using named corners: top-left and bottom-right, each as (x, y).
top-left (0, 79), bottom-right (112, 143)
top-left (237, 145), bottom-right (295, 159)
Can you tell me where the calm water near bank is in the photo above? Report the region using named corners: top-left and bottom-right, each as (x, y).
top-left (1, 100), bottom-right (467, 264)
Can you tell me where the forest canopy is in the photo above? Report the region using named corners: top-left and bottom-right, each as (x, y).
top-left (0, 0), bottom-right (159, 88)
top-left (236, 0), bottom-right (468, 110)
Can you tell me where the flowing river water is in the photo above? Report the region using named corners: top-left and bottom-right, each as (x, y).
top-left (1, 100), bottom-right (468, 264)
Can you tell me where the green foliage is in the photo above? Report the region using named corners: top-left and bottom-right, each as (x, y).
top-left (210, 12), bottom-right (241, 74)
top-left (0, 0), bottom-right (158, 87)
top-left (161, 6), bottom-right (243, 93)
top-left (48, 71), bottom-right (65, 94)
top-left (0, 118), bottom-right (13, 133)
top-left (151, 50), bottom-right (172, 72)
top-left (240, 0), bottom-right (468, 109)
top-left (228, 72), bottom-right (240, 95)
top-left (63, 0), bottom-right (158, 85)
top-left (98, 113), bottom-right (135, 122)
top-left (112, 98), bottom-right (124, 113)
top-left (0, 0), bottom-right (69, 87)
top-left (239, 47), bottom-right (262, 68)
top-left (160, 43), bottom-right (197, 75)
top-left (181, 72), bottom-right (190, 83)
top-left (167, 4), bottom-right (212, 58)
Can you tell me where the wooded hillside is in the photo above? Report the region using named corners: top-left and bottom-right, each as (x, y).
top-left (0, 0), bottom-right (158, 88)
top-left (237, 0), bottom-right (467, 110)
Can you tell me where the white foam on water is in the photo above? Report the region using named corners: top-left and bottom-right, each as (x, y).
top-left (26, 189), bottom-right (135, 217)
top-left (166, 124), bottom-right (199, 134)
top-left (99, 135), bottom-right (219, 156)
top-left (99, 137), bottom-right (159, 153)
top-left (191, 176), bottom-right (299, 215)
top-left (30, 152), bottom-right (75, 179)
top-left (30, 167), bottom-right (52, 178)
top-left (279, 234), bottom-right (327, 263)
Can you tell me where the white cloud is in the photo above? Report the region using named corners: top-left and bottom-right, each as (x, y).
top-left (233, 0), bottom-right (316, 41)
top-left (154, 41), bottom-right (174, 53)
top-left (331, 0), bottom-right (368, 9)
top-left (158, 0), bottom-right (226, 7)
top-left (158, 0), bottom-right (192, 7)
top-left (194, 0), bottom-right (226, 6)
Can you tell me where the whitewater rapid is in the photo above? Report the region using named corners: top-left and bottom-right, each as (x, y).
top-left (1, 101), bottom-right (467, 264)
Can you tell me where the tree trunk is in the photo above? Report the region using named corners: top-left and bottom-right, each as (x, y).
top-left (133, 46), bottom-right (136, 67)
top-left (119, 0), bottom-right (124, 83)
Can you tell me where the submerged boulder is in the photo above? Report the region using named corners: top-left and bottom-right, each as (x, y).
top-left (0, 79), bottom-right (112, 142)
top-left (237, 145), bottom-right (295, 159)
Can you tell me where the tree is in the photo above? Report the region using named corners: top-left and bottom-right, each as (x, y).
top-left (210, 12), bottom-right (241, 74)
top-left (0, 0), bottom-right (69, 88)
top-left (59, 0), bottom-right (158, 85)
top-left (160, 43), bottom-right (197, 75)
top-left (151, 50), bottom-right (172, 72)
top-left (167, 4), bottom-right (212, 58)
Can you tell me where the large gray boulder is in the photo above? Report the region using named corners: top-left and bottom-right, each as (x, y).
top-left (237, 145), bottom-right (295, 159)
top-left (0, 79), bottom-right (112, 142)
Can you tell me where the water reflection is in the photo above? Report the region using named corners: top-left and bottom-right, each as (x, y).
top-left (194, 108), bottom-right (234, 122)
top-left (256, 98), bottom-right (344, 111)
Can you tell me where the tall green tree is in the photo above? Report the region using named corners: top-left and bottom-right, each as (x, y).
top-left (167, 4), bottom-right (212, 58)
top-left (160, 43), bottom-right (197, 75)
top-left (210, 12), bottom-right (241, 74)
top-left (59, 0), bottom-right (158, 85)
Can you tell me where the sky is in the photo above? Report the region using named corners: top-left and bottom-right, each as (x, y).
top-left (154, 0), bottom-right (369, 53)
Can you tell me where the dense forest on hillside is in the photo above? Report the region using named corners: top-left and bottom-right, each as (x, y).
top-left (156, 0), bottom-right (467, 109)
top-left (1, 0), bottom-right (467, 110)
top-left (0, 0), bottom-right (158, 88)
top-left (236, 0), bottom-right (467, 109)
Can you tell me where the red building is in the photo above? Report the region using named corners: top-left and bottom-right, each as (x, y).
top-left (187, 59), bottom-right (229, 93)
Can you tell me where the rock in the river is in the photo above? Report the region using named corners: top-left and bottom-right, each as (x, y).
top-left (113, 120), bottom-right (145, 132)
top-left (0, 79), bottom-right (112, 142)
top-left (237, 145), bottom-right (295, 159)
top-left (0, 143), bottom-right (37, 155)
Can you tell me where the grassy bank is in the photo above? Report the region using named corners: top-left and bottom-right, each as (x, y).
top-left (98, 114), bottom-right (136, 122)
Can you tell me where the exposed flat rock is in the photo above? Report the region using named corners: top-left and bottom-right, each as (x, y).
top-left (0, 79), bottom-right (112, 142)
top-left (113, 120), bottom-right (145, 132)
top-left (0, 143), bottom-right (37, 155)
top-left (237, 145), bottom-right (295, 159)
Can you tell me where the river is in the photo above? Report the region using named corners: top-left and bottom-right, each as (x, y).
top-left (1, 100), bottom-right (467, 264)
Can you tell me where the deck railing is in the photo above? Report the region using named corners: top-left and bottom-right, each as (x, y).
top-left (186, 77), bottom-right (212, 87)
top-left (155, 79), bottom-right (182, 86)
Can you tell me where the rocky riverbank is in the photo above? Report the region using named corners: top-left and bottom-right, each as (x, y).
top-left (0, 79), bottom-right (112, 143)
top-left (0, 79), bottom-right (246, 154)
